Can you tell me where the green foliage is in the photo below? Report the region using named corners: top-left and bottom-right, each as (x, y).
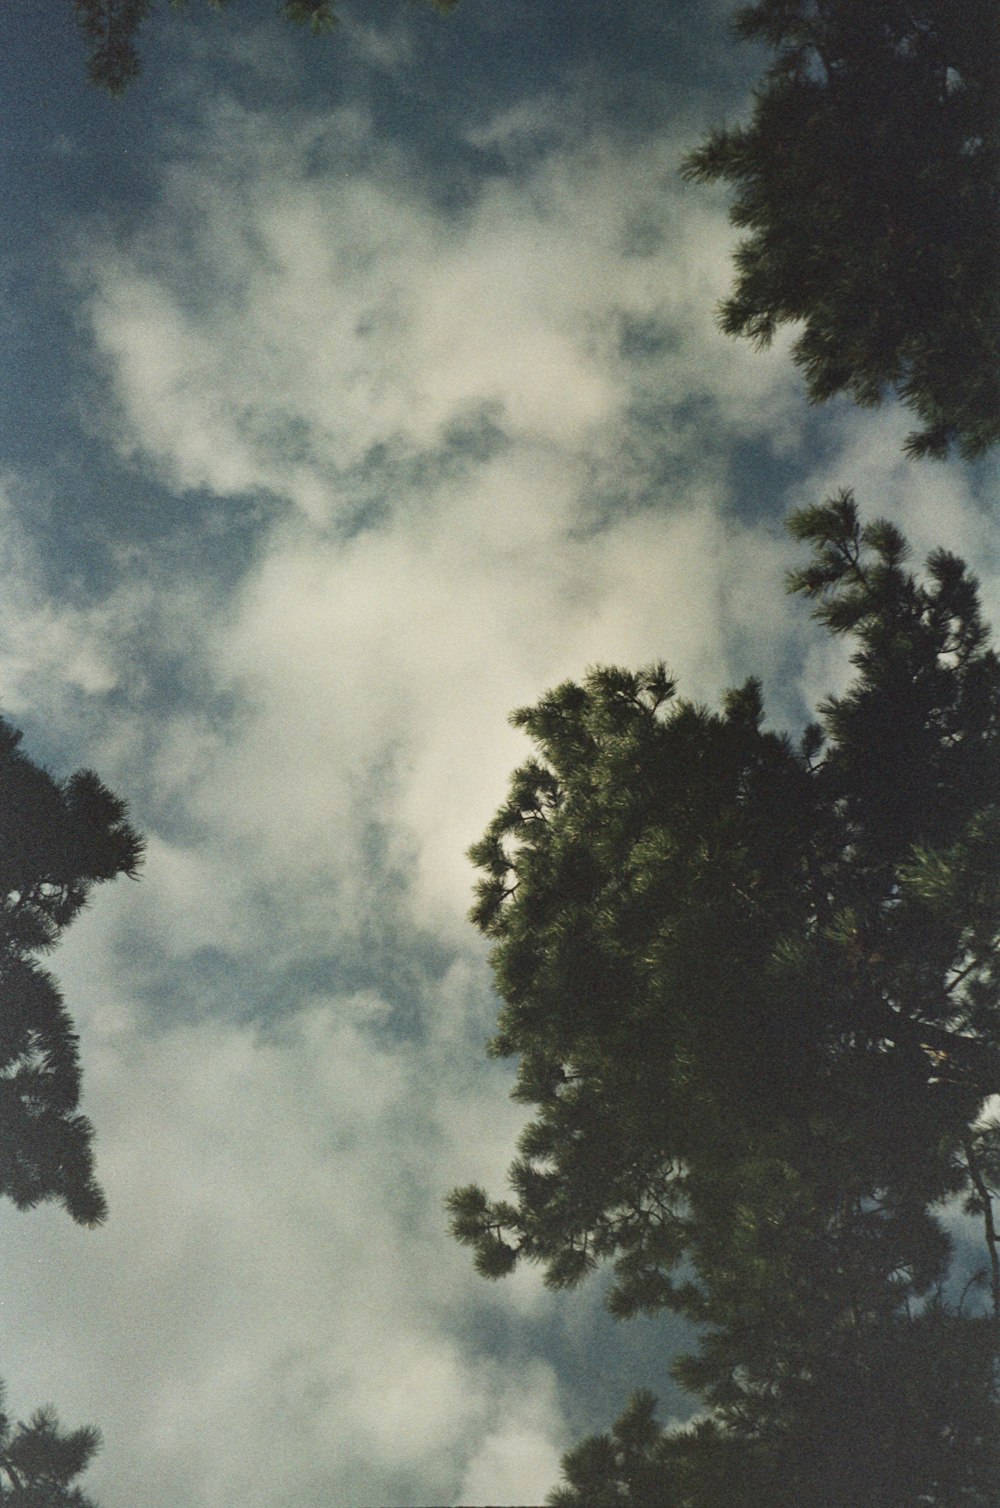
top-left (682, 1), bottom-right (1000, 459)
top-left (0, 1389), bottom-right (101, 1506)
top-left (0, 717), bottom-right (143, 1225)
top-left (72, 0), bottom-right (155, 92)
top-left (551, 1307), bottom-right (1000, 1507)
top-left (69, 0), bottom-right (454, 91)
top-left (0, 718), bottom-right (137, 1508)
top-left (453, 493), bottom-right (1000, 1502)
top-left (278, 0), bottom-right (336, 29)
top-left (548, 1391), bottom-right (689, 1508)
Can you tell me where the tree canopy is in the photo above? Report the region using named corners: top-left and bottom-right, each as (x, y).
top-left (0, 1394), bottom-right (101, 1508)
top-left (0, 717), bottom-right (143, 1224)
top-left (682, 1), bottom-right (1000, 460)
top-left (450, 493), bottom-right (1000, 1503)
top-left (0, 715), bottom-right (142, 1507)
top-left (69, 0), bottom-right (453, 92)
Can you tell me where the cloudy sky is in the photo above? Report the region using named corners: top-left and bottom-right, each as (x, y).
top-left (0, 2), bottom-right (997, 1505)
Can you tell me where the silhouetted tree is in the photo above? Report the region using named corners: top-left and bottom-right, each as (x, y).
top-left (682, 2), bottom-right (1000, 459)
top-left (0, 718), bottom-right (143, 1225)
top-left (69, 0), bottom-right (454, 91)
top-left (551, 1310), bottom-right (1000, 1507)
top-left (0, 715), bottom-right (142, 1508)
top-left (0, 1392), bottom-right (101, 1507)
top-left (450, 493), bottom-right (1000, 1503)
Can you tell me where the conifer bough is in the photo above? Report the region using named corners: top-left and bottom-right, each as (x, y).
top-left (0, 717), bottom-right (143, 1224)
top-left (683, 1), bottom-right (1000, 460)
top-left (451, 493), bottom-right (1000, 1504)
top-left (0, 717), bottom-right (142, 1506)
top-left (69, 0), bottom-right (454, 91)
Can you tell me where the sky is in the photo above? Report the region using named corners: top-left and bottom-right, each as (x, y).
top-left (0, 3), bottom-right (998, 1505)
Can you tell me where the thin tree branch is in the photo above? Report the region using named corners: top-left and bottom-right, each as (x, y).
top-left (963, 1132), bottom-right (1000, 1324)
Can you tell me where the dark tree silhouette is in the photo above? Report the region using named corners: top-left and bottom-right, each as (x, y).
top-left (68, 0), bottom-right (454, 91)
top-left (451, 494), bottom-right (1000, 1503)
top-left (0, 718), bottom-right (143, 1225)
top-left (682, 1), bottom-right (1000, 459)
top-left (0, 1394), bottom-right (101, 1507)
top-left (0, 715), bottom-right (142, 1508)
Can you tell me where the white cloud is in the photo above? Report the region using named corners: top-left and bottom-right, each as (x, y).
top-left (802, 406), bottom-right (1000, 571)
top-left (0, 97), bottom-right (834, 1508)
top-left (0, 963), bottom-right (563, 1508)
top-left (4, 57), bottom-right (994, 1508)
top-left (67, 99), bottom-right (814, 950)
top-left (76, 98), bottom-right (802, 520)
top-left (456, 1366), bottom-right (566, 1505)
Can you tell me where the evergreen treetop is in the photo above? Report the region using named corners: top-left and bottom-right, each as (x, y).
top-left (450, 494), bottom-right (1000, 1504)
top-left (682, 1), bottom-right (1000, 459)
top-left (0, 718), bottom-right (143, 1225)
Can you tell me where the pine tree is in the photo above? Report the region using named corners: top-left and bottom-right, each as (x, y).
top-left (0, 718), bottom-right (143, 1225)
top-left (682, 1), bottom-right (1000, 459)
top-left (0, 1393), bottom-right (101, 1507)
top-left (450, 493), bottom-right (1000, 1503)
top-left (0, 716), bottom-right (143, 1508)
top-left (67, 0), bottom-right (452, 91)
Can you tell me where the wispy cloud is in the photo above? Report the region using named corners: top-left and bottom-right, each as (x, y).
top-left (2, 56), bottom-right (995, 1508)
top-left (0, 963), bottom-right (564, 1508)
top-left (76, 99), bottom-right (801, 511)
